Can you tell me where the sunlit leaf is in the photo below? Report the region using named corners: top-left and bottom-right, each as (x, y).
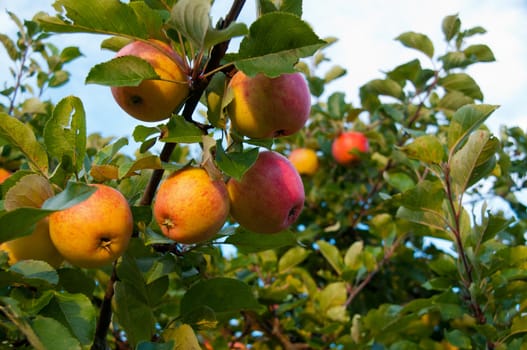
top-left (0, 113), bottom-right (48, 174)
top-left (447, 104), bottom-right (498, 152)
top-left (439, 73), bottom-right (483, 100)
top-left (86, 56), bottom-right (159, 86)
top-left (160, 115), bottom-right (203, 143)
top-left (400, 135), bottom-right (445, 164)
top-left (395, 31), bottom-right (434, 58)
top-left (44, 96), bottom-right (87, 173)
top-left (317, 240), bottom-right (344, 275)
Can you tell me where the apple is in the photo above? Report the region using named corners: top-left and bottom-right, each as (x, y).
top-left (227, 150), bottom-right (305, 234)
top-left (331, 131), bottom-right (369, 165)
top-left (227, 71), bottom-right (311, 139)
top-left (111, 39), bottom-right (190, 122)
top-left (1, 218), bottom-right (63, 268)
top-left (288, 148), bottom-right (319, 176)
top-left (0, 168), bottom-right (10, 184)
top-left (49, 184), bottom-right (133, 268)
top-left (153, 167), bottom-right (230, 244)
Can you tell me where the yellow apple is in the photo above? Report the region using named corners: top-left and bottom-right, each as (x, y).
top-left (1, 218), bottom-right (63, 268)
top-left (331, 131), bottom-right (369, 165)
top-left (0, 168), bottom-right (11, 184)
top-left (227, 71), bottom-right (311, 138)
top-left (153, 167), bottom-right (230, 244)
top-left (227, 151), bottom-right (305, 234)
top-left (288, 148), bottom-right (319, 176)
top-left (111, 39), bottom-right (190, 122)
top-left (49, 184), bottom-right (133, 268)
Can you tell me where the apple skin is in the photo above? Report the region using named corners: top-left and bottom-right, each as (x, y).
top-left (1, 218), bottom-right (63, 268)
top-left (227, 71), bottom-right (311, 139)
top-left (331, 131), bottom-right (369, 165)
top-left (0, 168), bottom-right (10, 184)
top-left (288, 148), bottom-right (319, 176)
top-left (49, 184), bottom-right (133, 268)
top-left (227, 151), bottom-right (305, 234)
top-left (111, 39), bottom-right (190, 122)
top-left (153, 167), bottom-right (230, 244)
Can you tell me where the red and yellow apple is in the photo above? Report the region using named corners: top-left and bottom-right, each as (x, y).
top-left (111, 39), bottom-right (190, 122)
top-left (227, 71), bottom-right (311, 139)
top-left (288, 148), bottom-right (319, 176)
top-left (227, 151), bottom-right (305, 234)
top-left (153, 167), bottom-right (230, 244)
top-left (1, 218), bottom-right (63, 268)
top-left (0, 168), bottom-right (11, 184)
top-left (331, 131), bottom-right (369, 165)
top-left (49, 184), bottom-right (133, 268)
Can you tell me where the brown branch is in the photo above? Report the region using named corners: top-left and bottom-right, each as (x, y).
top-left (91, 263), bottom-right (118, 350)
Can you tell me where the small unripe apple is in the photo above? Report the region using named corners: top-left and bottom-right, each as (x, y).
top-left (227, 71), bottom-right (311, 139)
top-left (111, 39), bottom-right (190, 122)
top-left (49, 184), bottom-right (133, 268)
top-left (227, 151), bottom-right (305, 234)
top-left (153, 167), bottom-right (230, 244)
top-left (288, 148), bottom-right (319, 176)
top-left (0, 168), bottom-right (11, 184)
top-left (1, 218), bottom-right (63, 268)
top-left (331, 131), bottom-right (369, 165)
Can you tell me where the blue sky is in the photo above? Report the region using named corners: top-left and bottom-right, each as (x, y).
top-left (1, 1), bottom-right (526, 147)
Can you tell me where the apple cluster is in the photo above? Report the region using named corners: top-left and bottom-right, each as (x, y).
top-left (1, 180), bottom-right (134, 269)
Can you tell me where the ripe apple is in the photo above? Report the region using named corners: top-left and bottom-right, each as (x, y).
top-left (1, 218), bottom-right (63, 268)
top-left (227, 71), bottom-right (311, 139)
top-left (49, 184), bottom-right (133, 268)
top-left (111, 39), bottom-right (190, 122)
top-left (0, 168), bottom-right (11, 184)
top-left (331, 131), bottom-right (369, 165)
top-left (227, 151), bottom-right (305, 234)
top-left (288, 148), bottom-right (319, 176)
top-left (153, 167), bottom-right (230, 244)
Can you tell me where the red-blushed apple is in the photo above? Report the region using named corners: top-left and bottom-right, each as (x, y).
top-left (153, 167), bottom-right (230, 244)
top-left (0, 168), bottom-right (10, 184)
top-left (331, 131), bottom-right (369, 165)
top-left (49, 184), bottom-right (133, 268)
top-left (227, 150), bottom-right (305, 233)
top-left (227, 71), bottom-right (311, 139)
top-left (288, 148), bottom-right (319, 176)
top-left (111, 39), bottom-right (190, 122)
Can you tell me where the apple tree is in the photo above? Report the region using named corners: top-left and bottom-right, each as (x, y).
top-left (1, 1), bottom-right (527, 349)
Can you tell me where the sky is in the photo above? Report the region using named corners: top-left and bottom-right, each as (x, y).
top-left (0, 0), bottom-right (526, 148)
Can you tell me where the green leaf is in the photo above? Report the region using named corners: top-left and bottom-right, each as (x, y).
top-left (163, 324), bottom-right (201, 350)
top-left (442, 14), bottom-right (461, 41)
top-left (317, 282), bottom-right (347, 313)
top-left (233, 12), bottom-right (325, 77)
top-left (317, 240), bottom-right (344, 275)
top-left (36, 0), bottom-right (164, 39)
top-left (361, 78), bottom-right (403, 100)
top-left (92, 137), bottom-right (129, 165)
top-left (278, 246), bottom-right (310, 273)
top-left (400, 135), bottom-right (445, 164)
top-left (41, 292), bottom-right (96, 346)
top-left (32, 316), bottom-right (81, 350)
top-left (44, 96), bottom-right (87, 174)
top-left (344, 241), bottom-right (364, 270)
top-left (395, 31), bottom-right (434, 58)
top-left (204, 22), bottom-right (248, 50)
top-left (0, 113), bottom-right (48, 174)
top-left (0, 33), bottom-right (18, 60)
top-left (86, 56), bottom-right (159, 86)
top-left (160, 115), bottom-right (203, 143)
top-left (169, 0), bottom-right (210, 50)
top-left (258, 0), bottom-right (303, 16)
top-left (445, 329), bottom-right (471, 348)
top-left (205, 73), bottom-right (228, 128)
top-left (42, 182), bottom-right (96, 211)
top-left (118, 155), bottom-right (163, 179)
top-left (0, 208), bottom-right (53, 242)
top-left (137, 341), bottom-right (174, 350)
top-left (48, 70), bottom-right (70, 87)
top-left (180, 278), bottom-right (262, 320)
top-left (447, 104), bottom-right (499, 152)
top-left (450, 130), bottom-right (498, 195)
top-left (215, 142), bottom-right (259, 181)
top-left (133, 125), bottom-right (161, 142)
top-left (438, 91), bottom-right (474, 111)
top-left (439, 73), bottom-right (483, 100)
top-left (387, 59), bottom-right (421, 84)
top-left (464, 44), bottom-right (495, 63)
top-left (224, 227), bottom-right (297, 253)
top-left (10, 260), bottom-right (59, 286)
